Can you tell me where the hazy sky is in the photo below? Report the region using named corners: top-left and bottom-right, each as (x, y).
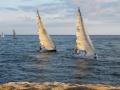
top-left (0, 0), bottom-right (120, 35)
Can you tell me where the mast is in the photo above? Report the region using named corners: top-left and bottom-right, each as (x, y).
top-left (36, 10), bottom-right (56, 51)
top-left (75, 8), bottom-right (95, 55)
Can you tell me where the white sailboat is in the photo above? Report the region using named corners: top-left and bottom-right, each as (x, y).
top-left (13, 29), bottom-right (16, 39)
top-left (36, 10), bottom-right (56, 52)
top-left (74, 8), bottom-right (97, 59)
top-left (0, 32), bottom-right (4, 38)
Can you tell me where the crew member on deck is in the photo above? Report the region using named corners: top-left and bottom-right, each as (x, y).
top-left (94, 53), bottom-right (97, 59)
top-left (40, 46), bottom-right (42, 50)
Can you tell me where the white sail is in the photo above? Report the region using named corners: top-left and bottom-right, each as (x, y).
top-left (1, 32), bottom-right (4, 38)
top-left (75, 8), bottom-right (95, 57)
top-left (36, 10), bottom-right (56, 51)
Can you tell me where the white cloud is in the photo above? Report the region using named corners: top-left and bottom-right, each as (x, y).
top-left (95, 0), bottom-right (118, 3)
top-left (0, 0), bottom-right (120, 35)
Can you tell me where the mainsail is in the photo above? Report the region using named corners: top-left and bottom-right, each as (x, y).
top-left (75, 8), bottom-right (95, 56)
top-left (36, 10), bottom-right (56, 51)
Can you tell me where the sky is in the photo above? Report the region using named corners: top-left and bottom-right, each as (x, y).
top-left (0, 0), bottom-right (120, 35)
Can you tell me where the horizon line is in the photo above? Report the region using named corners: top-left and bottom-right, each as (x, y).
top-left (4, 34), bottom-right (120, 36)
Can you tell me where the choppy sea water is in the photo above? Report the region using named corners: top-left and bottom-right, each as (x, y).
top-left (0, 35), bottom-right (120, 86)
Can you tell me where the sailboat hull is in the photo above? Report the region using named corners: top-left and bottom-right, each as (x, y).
top-left (40, 49), bottom-right (57, 53)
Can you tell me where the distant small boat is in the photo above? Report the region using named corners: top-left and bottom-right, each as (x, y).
top-left (73, 8), bottom-right (97, 59)
top-left (35, 10), bottom-right (56, 52)
top-left (0, 32), bottom-right (5, 38)
top-left (13, 29), bottom-right (16, 39)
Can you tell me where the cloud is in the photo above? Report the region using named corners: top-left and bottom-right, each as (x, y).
top-left (20, 0), bottom-right (34, 1)
top-left (0, 7), bottom-right (18, 12)
top-left (95, 0), bottom-right (118, 3)
top-left (5, 7), bottom-right (18, 11)
top-left (18, 5), bottom-right (36, 12)
top-left (68, 0), bottom-right (120, 24)
top-left (0, 0), bottom-right (120, 35)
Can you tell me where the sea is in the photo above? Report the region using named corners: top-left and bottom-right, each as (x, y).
top-left (0, 35), bottom-right (120, 86)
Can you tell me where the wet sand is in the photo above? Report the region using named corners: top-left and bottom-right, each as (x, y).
top-left (0, 82), bottom-right (120, 90)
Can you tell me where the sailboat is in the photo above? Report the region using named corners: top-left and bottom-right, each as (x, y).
top-left (74, 8), bottom-right (97, 59)
top-left (13, 29), bottom-right (16, 39)
top-left (36, 10), bottom-right (56, 52)
top-left (0, 32), bottom-right (4, 38)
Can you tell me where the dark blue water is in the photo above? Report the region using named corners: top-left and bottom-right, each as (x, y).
top-left (0, 35), bottom-right (120, 86)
